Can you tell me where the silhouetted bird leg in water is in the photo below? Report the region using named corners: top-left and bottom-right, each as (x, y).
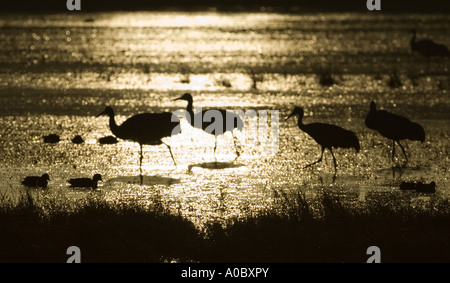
top-left (391, 140), bottom-right (396, 162)
top-left (304, 146), bottom-right (325, 169)
top-left (391, 165), bottom-right (405, 178)
top-left (139, 143), bottom-right (144, 184)
top-left (214, 135), bottom-right (218, 162)
top-left (232, 131), bottom-right (241, 160)
top-left (162, 141), bottom-right (177, 166)
top-left (329, 148), bottom-right (338, 173)
top-left (392, 140), bottom-right (408, 165)
top-left (397, 140), bottom-right (408, 164)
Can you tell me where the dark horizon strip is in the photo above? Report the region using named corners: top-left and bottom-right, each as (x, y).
top-left (1, 0), bottom-right (450, 13)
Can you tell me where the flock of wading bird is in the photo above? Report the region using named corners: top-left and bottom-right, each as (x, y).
top-left (22, 30), bottom-right (448, 189)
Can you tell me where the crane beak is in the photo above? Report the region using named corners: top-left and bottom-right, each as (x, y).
top-left (96, 109), bottom-right (107, 117)
top-left (173, 96), bottom-right (183, 101)
top-left (285, 113), bottom-right (294, 121)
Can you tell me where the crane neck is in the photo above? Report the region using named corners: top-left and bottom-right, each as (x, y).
top-left (185, 99), bottom-right (194, 114)
top-left (297, 116), bottom-right (305, 129)
top-left (107, 113), bottom-right (120, 136)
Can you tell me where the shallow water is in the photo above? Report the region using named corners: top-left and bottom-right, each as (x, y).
top-left (0, 12), bottom-right (449, 225)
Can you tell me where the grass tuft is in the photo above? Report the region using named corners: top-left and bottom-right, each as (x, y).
top-left (0, 189), bottom-right (448, 262)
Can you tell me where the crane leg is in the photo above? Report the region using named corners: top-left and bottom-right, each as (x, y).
top-left (232, 131), bottom-right (241, 159)
top-left (329, 148), bottom-right (337, 173)
top-left (162, 141), bottom-right (177, 166)
top-left (214, 135), bottom-right (218, 156)
top-left (396, 140), bottom-right (408, 163)
top-left (304, 146), bottom-right (325, 169)
top-left (139, 144), bottom-right (143, 184)
top-left (391, 140), bottom-right (396, 162)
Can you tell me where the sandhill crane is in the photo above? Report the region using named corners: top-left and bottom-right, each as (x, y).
top-left (365, 101), bottom-right (425, 163)
top-left (286, 106), bottom-right (360, 172)
top-left (410, 29), bottom-right (449, 57)
top-left (174, 93), bottom-right (243, 158)
top-left (97, 106), bottom-right (180, 174)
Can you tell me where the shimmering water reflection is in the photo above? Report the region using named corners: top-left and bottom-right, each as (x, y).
top-left (0, 12), bottom-right (449, 225)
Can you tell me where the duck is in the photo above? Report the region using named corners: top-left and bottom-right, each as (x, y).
top-left (68, 174), bottom-right (103, 189)
top-left (21, 174), bottom-right (50, 188)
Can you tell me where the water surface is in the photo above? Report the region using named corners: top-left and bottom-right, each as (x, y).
top-left (0, 12), bottom-right (449, 225)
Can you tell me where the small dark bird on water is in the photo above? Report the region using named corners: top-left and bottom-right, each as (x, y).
top-left (43, 134), bottom-right (60, 144)
top-left (400, 181), bottom-right (436, 194)
top-left (286, 106), bottom-right (360, 172)
top-left (68, 174), bottom-right (102, 189)
top-left (21, 174), bottom-right (50, 188)
top-left (365, 101), bottom-right (425, 163)
top-left (174, 93), bottom-right (244, 158)
top-left (98, 135), bottom-right (118, 145)
top-left (388, 71), bottom-right (403, 89)
top-left (72, 135), bottom-right (84, 144)
top-left (97, 106), bottom-right (181, 173)
top-left (410, 29), bottom-right (449, 57)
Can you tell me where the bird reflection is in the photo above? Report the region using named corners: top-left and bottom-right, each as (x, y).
top-left (107, 175), bottom-right (180, 186)
top-left (187, 161), bottom-right (243, 173)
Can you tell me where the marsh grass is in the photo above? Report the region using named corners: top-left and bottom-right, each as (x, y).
top-left (201, 190), bottom-right (450, 263)
top-left (0, 188), bottom-right (448, 262)
top-left (0, 190), bottom-right (202, 263)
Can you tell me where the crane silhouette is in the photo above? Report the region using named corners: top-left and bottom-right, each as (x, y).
top-left (97, 106), bottom-right (181, 175)
top-left (286, 106), bottom-right (360, 173)
top-left (174, 93), bottom-right (243, 159)
top-left (68, 174), bottom-right (103, 189)
top-left (365, 101), bottom-right (425, 163)
top-left (410, 29), bottom-right (449, 57)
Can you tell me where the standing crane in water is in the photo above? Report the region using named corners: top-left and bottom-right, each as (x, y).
top-left (97, 106), bottom-right (180, 176)
top-left (365, 101), bottom-right (425, 164)
top-left (286, 106), bottom-right (360, 173)
top-left (174, 93), bottom-right (244, 159)
top-left (410, 29), bottom-right (449, 57)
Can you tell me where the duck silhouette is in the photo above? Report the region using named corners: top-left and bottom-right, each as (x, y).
top-left (98, 135), bottom-right (118, 145)
top-left (43, 134), bottom-right (60, 144)
top-left (72, 135), bottom-right (84, 144)
top-left (68, 174), bottom-right (102, 189)
top-left (21, 174), bottom-right (50, 188)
